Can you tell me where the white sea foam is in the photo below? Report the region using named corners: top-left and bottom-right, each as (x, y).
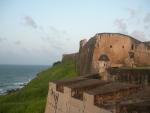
top-left (0, 88), bottom-right (6, 95)
top-left (0, 88), bottom-right (3, 92)
top-left (0, 64), bottom-right (48, 95)
top-left (14, 82), bottom-right (26, 86)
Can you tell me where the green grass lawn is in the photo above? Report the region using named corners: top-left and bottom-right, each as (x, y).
top-left (0, 60), bottom-right (77, 113)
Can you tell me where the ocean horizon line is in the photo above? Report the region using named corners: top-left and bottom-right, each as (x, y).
top-left (0, 64), bottom-right (51, 66)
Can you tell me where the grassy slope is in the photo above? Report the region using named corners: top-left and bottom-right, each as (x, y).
top-left (0, 60), bottom-right (77, 113)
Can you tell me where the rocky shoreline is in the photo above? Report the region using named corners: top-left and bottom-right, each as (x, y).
top-left (0, 81), bottom-right (28, 95)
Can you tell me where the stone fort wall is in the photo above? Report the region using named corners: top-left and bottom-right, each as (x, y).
top-left (62, 33), bottom-right (150, 75)
top-left (79, 33), bottom-right (150, 75)
top-left (45, 82), bottom-right (111, 113)
top-left (62, 53), bottom-right (78, 63)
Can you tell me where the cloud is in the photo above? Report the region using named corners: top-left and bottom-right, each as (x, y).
top-left (127, 8), bottom-right (137, 18)
top-left (22, 15), bottom-right (73, 61)
top-left (48, 26), bottom-right (69, 40)
top-left (14, 40), bottom-right (21, 45)
top-left (39, 25), bottom-right (70, 44)
top-left (0, 37), bottom-right (6, 42)
top-left (38, 26), bottom-right (74, 56)
top-left (131, 30), bottom-right (146, 41)
top-left (24, 16), bottom-right (37, 29)
top-left (114, 19), bottom-right (128, 34)
top-left (113, 8), bottom-right (150, 41)
top-left (144, 25), bottom-right (149, 29)
top-left (144, 13), bottom-right (150, 23)
top-left (143, 12), bottom-right (150, 30)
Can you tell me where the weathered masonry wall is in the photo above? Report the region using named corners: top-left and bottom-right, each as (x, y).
top-left (62, 53), bottom-right (78, 63)
top-left (45, 82), bottom-right (111, 113)
top-left (109, 68), bottom-right (150, 86)
top-left (117, 87), bottom-right (150, 113)
top-left (45, 74), bottom-right (150, 113)
top-left (63, 33), bottom-right (150, 75)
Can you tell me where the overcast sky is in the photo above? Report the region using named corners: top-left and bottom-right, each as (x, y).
top-left (0, 0), bottom-right (150, 65)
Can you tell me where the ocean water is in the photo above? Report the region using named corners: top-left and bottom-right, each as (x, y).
top-left (0, 64), bottom-right (49, 95)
